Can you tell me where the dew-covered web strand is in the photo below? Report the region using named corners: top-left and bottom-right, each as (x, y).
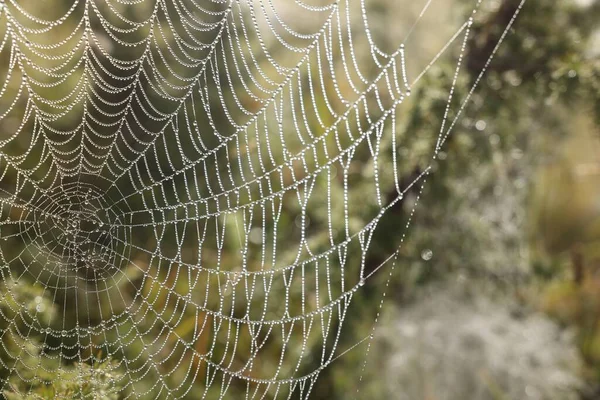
top-left (0, 0), bottom-right (525, 398)
top-left (354, 1), bottom-right (527, 397)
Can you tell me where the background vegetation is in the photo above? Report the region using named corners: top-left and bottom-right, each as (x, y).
top-left (0, 0), bottom-right (599, 399)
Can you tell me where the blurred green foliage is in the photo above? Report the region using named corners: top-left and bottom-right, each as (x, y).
top-left (0, 0), bottom-right (598, 399)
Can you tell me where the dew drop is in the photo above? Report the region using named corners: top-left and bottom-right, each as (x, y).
top-left (421, 249), bottom-right (433, 261)
top-left (475, 120), bottom-right (487, 131)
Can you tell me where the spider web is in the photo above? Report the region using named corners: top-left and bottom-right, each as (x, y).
top-left (0, 0), bottom-right (524, 398)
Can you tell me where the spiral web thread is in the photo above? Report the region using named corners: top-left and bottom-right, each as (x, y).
top-left (0, 0), bottom-right (523, 398)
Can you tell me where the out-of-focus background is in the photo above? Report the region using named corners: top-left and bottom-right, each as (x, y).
top-left (0, 0), bottom-right (599, 399)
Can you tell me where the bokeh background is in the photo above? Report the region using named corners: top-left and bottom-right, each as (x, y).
top-left (0, 0), bottom-right (599, 399)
